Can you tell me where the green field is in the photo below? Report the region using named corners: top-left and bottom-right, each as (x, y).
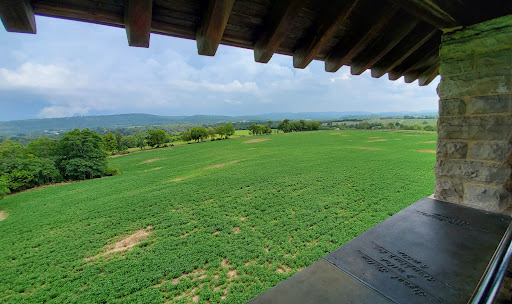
top-left (0, 130), bottom-right (436, 303)
top-left (334, 118), bottom-right (437, 126)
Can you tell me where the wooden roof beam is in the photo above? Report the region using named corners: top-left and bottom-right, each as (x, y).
top-left (254, 0), bottom-right (307, 63)
top-left (326, 4), bottom-right (399, 73)
top-left (391, 47), bottom-right (439, 81)
top-left (124, 0), bottom-right (153, 48)
top-left (419, 64), bottom-right (440, 86)
top-left (387, 0), bottom-right (459, 29)
top-left (0, 0), bottom-right (36, 34)
top-left (196, 0), bottom-right (235, 56)
top-left (293, 0), bottom-right (360, 69)
top-left (349, 14), bottom-right (418, 76)
top-left (371, 27), bottom-right (438, 79)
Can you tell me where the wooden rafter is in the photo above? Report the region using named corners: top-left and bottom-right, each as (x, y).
top-left (0, 0), bottom-right (36, 33)
top-left (124, 0), bottom-right (153, 48)
top-left (371, 26), bottom-right (438, 79)
top-left (325, 4), bottom-right (399, 73)
top-left (419, 64), bottom-right (440, 86)
top-left (254, 0), bottom-right (307, 63)
top-left (387, 0), bottom-right (459, 29)
top-left (349, 14), bottom-right (418, 76)
top-left (293, 0), bottom-right (360, 69)
top-left (388, 38), bottom-right (439, 81)
top-left (196, 0), bottom-right (235, 56)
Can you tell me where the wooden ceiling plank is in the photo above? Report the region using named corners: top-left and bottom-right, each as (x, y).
top-left (403, 58), bottom-right (439, 83)
top-left (125, 0), bottom-right (153, 48)
top-left (349, 15), bottom-right (418, 76)
top-left (326, 4), bottom-right (400, 73)
top-left (0, 0), bottom-right (36, 33)
top-left (388, 36), bottom-right (439, 80)
top-left (196, 0), bottom-right (235, 56)
top-left (387, 0), bottom-right (459, 29)
top-left (293, 0), bottom-right (361, 69)
top-left (254, 0), bottom-right (307, 63)
top-left (371, 27), bottom-right (438, 79)
top-left (419, 65), bottom-right (440, 86)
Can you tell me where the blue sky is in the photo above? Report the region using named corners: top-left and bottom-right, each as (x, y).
top-left (0, 16), bottom-right (440, 121)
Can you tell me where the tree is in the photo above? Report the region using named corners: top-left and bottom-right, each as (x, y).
top-left (423, 125), bottom-right (435, 131)
top-left (133, 132), bottom-right (146, 150)
top-left (57, 129), bottom-right (108, 180)
top-left (115, 131), bottom-right (123, 153)
top-left (0, 140), bottom-right (25, 161)
top-left (207, 127), bottom-right (216, 140)
top-left (190, 128), bottom-right (209, 142)
top-left (181, 130), bottom-right (192, 142)
top-left (224, 123), bottom-right (235, 138)
top-left (249, 124), bottom-right (259, 136)
top-left (146, 129), bottom-right (168, 147)
top-left (216, 126), bottom-right (226, 139)
top-left (278, 119), bottom-right (290, 133)
top-left (0, 176), bottom-right (9, 199)
top-left (26, 138), bottom-right (59, 159)
top-left (103, 132), bottom-right (117, 155)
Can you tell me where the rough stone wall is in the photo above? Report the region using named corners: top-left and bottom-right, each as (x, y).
top-left (435, 15), bottom-right (512, 213)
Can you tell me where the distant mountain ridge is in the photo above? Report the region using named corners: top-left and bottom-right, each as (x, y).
top-left (0, 111), bottom-right (437, 135)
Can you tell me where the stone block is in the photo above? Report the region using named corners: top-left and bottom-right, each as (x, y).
top-left (468, 141), bottom-right (512, 162)
top-left (463, 183), bottom-right (512, 212)
top-left (437, 116), bottom-right (512, 141)
top-left (438, 69), bottom-right (512, 99)
top-left (439, 57), bottom-right (474, 76)
top-left (434, 178), bottom-right (463, 204)
top-left (475, 49), bottom-right (512, 73)
top-left (437, 140), bottom-right (468, 159)
top-left (439, 98), bottom-right (466, 116)
top-left (467, 95), bottom-right (512, 115)
top-left (435, 159), bottom-right (512, 185)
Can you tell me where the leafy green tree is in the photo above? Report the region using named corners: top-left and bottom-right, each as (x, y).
top-left (249, 124), bottom-right (259, 136)
top-left (278, 119), bottom-right (290, 133)
top-left (224, 123), bottom-right (235, 138)
top-left (103, 132), bottom-right (117, 155)
top-left (115, 132), bottom-right (123, 153)
top-left (262, 125), bottom-right (272, 134)
top-left (305, 121), bottom-right (321, 131)
top-left (133, 132), bottom-right (146, 150)
top-left (207, 127), bottom-right (216, 140)
top-left (0, 140), bottom-right (26, 160)
top-left (57, 129), bottom-right (108, 180)
top-left (146, 129), bottom-right (167, 147)
top-left (423, 125), bottom-right (435, 131)
top-left (216, 126), bottom-right (226, 139)
top-left (0, 176), bottom-right (9, 199)
top-left (181, 130), bottom-right (192, 142)
top-left (26, 138), bottom-right (59, 159)
top-left (190, 128), bottom-right (208, 142)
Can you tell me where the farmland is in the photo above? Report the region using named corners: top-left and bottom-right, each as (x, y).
top-left (0, 130), bottom-right (436, 303)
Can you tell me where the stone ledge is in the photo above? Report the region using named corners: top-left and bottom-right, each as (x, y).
top-left (467, 95), bottom-right (512, 115)
top-left (438, 116), bottom-right (512, 141)
top-left (435, 178), bottom-right (463, 204)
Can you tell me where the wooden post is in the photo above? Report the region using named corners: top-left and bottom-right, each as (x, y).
top-left (0, 0), bottom-right (36, 34)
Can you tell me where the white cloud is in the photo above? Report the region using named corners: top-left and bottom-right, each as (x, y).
top-left (0, 62), bottom-right (88, 90)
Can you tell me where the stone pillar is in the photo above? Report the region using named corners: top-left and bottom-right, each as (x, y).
top-left (435, 14), bottom-right (512, 213)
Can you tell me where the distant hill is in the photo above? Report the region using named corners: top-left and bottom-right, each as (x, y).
top-left (0, 111), bottom-right (437, 136)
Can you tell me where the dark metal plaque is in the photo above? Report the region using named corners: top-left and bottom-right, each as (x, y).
top-left (247, 259), bottom-right (392, 304)
top-left (247, 198), bottom-right (512, 304)
top-left (324, 198), bottom-right (511, 304)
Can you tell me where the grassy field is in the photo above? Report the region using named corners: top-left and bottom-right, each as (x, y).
top-left (0, 130), bottom-right (436, 303)
top-left (334, 118), bottom-right (437, 126)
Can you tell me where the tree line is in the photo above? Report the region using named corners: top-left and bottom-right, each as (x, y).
top-left (0, 129), bottom-right (120, 199)
top-left (277, 119), bottom-right (321, 133)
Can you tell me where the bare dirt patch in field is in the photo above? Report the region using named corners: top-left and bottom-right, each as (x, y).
top-left (277, 265), bottom-right (293, 273)
top-left (205, 160), bottom-right (240, 169)
top-left (368, 136), bottom-right (380, 138)
top-left (170, 177), bottom-right (184, 182)
top-left (331, 133), bottom-right (349, 136)
top-left (144, 167), bottom-right (162, 172)
top-left (244, 138), bottom-right (270, 143)
top-left (0, 211), bottom-right (7, 221)
top-left (367, 139), bottom-right (388, 142)
top-left (358, 147), bottom-right (381, 150)
top-left (416, 149), bottom-right (436, 153)
top-left (140, 158), bottom-right (164, 164)
top-left (233, 227), bottom-right (241, 234)
top-left (248, 148), bottom-right (257, 150)
top-left (86, 226), bottom-right (153, 260)
top-left (421, 141), bottom-right (436, 144)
